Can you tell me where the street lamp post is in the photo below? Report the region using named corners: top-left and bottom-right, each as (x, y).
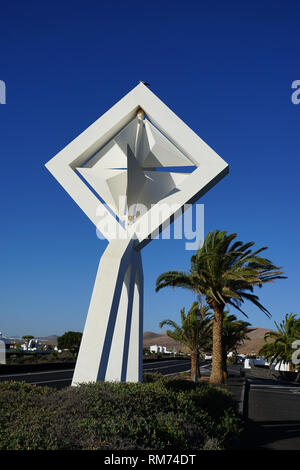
top-left (193, 310), bottom-right (201, 383)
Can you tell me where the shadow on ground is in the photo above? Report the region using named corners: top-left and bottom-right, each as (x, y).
top-left (241, 384), bottom-right (300, 450)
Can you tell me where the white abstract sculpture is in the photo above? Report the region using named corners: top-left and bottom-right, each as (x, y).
top-left (0, 340), bottom-right (6, 365)
top-left (45, 83), bottom-right (229, 384)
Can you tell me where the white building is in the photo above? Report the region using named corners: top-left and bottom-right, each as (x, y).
top-left (149, 345), bottom-right (170, 354)
top-left (0, 332), bottom-right (12, 365)
top-left (19, 338), bottom-right (41, 351)
top-left (244, 356), bottom-right (291, 371)
top-left (0, 332), bottom-right (11, 349)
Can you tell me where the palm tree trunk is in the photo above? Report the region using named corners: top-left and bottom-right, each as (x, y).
top-left (191, 351), bottom-right (196, 380)
top-left (197, 350), bottom-right (201, 379)
top-left (289, 362), bottom-right (295, 372)
top-left (190, 351), bottom-right (201, 381)
top-left (210, 303), bottom-right (224, 384)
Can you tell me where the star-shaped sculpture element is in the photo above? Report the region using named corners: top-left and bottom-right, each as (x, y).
top-left (45, 83), bottom-right (228, 246)
top-left (76, 110), bottom-right (196, 226)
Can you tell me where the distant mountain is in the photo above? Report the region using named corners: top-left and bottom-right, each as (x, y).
top-left (36, 335), bottom-right (59, 344)
top-left (143, 331), bottom-right (188, 353)
top-left (21, 327), bottom-right (274, 353)
top-left (143, 331), bottom-right (162, 341)
top-left (236, 327), bottom-right (275, 354)
top-left (143, 327), bottom-right (275, 354)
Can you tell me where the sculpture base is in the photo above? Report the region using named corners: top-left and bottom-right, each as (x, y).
top-left (72, 239), bottom-right (143, 385)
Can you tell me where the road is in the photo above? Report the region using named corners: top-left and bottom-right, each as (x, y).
top-left (0, 359), bottom-right (209, 388)
top-left (242, 377), bottom-right (300, 450)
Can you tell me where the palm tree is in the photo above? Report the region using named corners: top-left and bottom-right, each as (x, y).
top-left (222, 312), bottom-right (252, 377)
top-left (259, 313), bottom-right (300, 372)
top-left (159, 301), bottom-right (212, 380)
top-left (156, 230), bottom-right (285, 384)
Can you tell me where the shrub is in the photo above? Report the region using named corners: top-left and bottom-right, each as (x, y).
top-left (7, 351), bottom-right (75, 365)
top-left (0, 378), bottom-right (241, 450)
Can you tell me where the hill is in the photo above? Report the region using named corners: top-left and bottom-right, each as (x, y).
top-left (36, 335), bottom-right (59, 345)
top-left (236, 327), bottom-right (274, 354)
top-left (143, 327), bottom-right (275, 354)
top-left (25, 327), bottom-right (274, 354)
top-left (143, 331), bottom-right (188, 353)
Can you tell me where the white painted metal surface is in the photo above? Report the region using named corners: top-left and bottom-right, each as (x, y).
top-left (0, 340), bottom-right (6, 365)
top-left (45, 83), bottom-right (228, 384)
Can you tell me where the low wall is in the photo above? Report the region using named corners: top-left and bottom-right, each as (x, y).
top-left (0, 362), bottom-right (76, 375)
top-left (143, 356), bottom-right (189, 363)
top-left (0, 356), bottom-right (190, 376)
top-left (243, 366), bottom-right (299, 382)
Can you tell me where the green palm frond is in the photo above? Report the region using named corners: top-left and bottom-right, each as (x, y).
top-left (157, 230), bottom-right (286, 319)
top-left (159, 301), bottom-right (213, 353)
top-left (259, 313), bottom-right (300, 368)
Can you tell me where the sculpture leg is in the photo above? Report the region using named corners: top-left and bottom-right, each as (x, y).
top-left (71, 238), bottom-right (143, 385)
top-left (0, 340), bottom-right (6, 365)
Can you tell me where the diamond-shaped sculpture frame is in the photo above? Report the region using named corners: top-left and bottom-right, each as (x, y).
top-left (46, 83), bottom-right (228, 247)
top-left (45, 83), bottom-right (229, 384)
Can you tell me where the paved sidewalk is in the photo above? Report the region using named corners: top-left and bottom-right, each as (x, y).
top-left (215, 375), bottom-right (246, 415)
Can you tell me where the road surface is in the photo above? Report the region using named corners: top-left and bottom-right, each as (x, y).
top-left (0, 359), bottom-right (209, 388)
top-left (242, 377), bottom-right (300, 450)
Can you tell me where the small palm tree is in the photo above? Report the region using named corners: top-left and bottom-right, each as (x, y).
top-left (156, 230), bottom-right (285, 384)
top-left (159, 301), bottom-right (212, 380)
top-left (222, 312), bottom-right (252, 377)
top-left (259, 313), bottom-right (300, 371)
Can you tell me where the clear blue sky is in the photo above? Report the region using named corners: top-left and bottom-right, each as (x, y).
top-left (0, 0), bottom-right (299, 337)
